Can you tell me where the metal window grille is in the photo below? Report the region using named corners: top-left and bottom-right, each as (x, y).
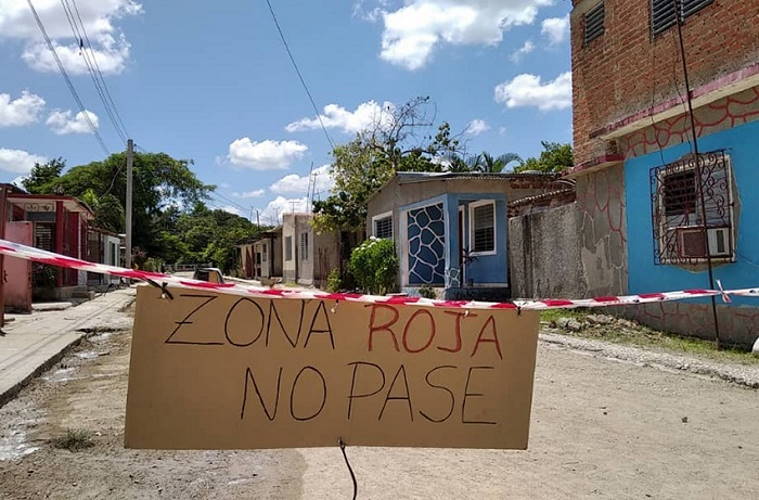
top-left (300, 232), bottom-right (309, 261)
top-left (650, 151), bottom-right (734, 265)
top-left (374, 216), bottom-right (393, 239)
top-left (652, 0), bottom-right (713, 35)
top-left (285, 236), bottom-right (292, 261)
top-left (584, 2), bottom-right (605, 44)
top-left (472, 202), bottom-right (495, 253)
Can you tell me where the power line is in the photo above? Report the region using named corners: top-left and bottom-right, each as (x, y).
top-left (26, 0), bottom-right (110, 155)
top-left (58, 0), bottom-right (127, 144)
top-left (70, 0), bottom-right (130, 138)
top-left (63, 0), bottom-right (131, 144)
top-left (263, 0), bottom-right (335, 150)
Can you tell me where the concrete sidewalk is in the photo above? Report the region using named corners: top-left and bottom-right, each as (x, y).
top-left (0, 287), bottom-right (136, 407)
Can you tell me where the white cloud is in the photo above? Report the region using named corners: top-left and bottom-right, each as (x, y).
top-left (22, 34), bottom-right (131, 75)
top-left (465, 119), bottom-right (490, 136)
top-left (0, 148), bottom-right (47, 174)
top-left (494, 71), bottom-right (572, 111)
top-left (0, 0), bottom-right (142, 74)
top-left (541, 15), bottom-right (569, 45)
top-left (270, 164), bottom-right (334, 195)
top-left (376, 0), bottom-right (552, 70)
top-left (0, 90), bottom-right (45, 126)
top-left (286, 101), bottom-right (395, 134)
top-left (510, 40), bottom-right (535, 62)
top-left (46, 109), bottom-right (99, 134)
top-left (258, 196), bottom-right (309, 224)
top-left (233, 189), bottom-right (265, 199)
top-left (498, 126), bottom-right (508, 136)
top-left (218, 205), bottom-right (242, 216)
top-left (227, 138), bottom-right (308, 170)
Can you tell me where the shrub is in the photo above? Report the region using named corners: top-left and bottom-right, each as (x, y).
top-left (50, 429), bottom-right (95, 451)
top-left (326, 268), bottom-right (343, 293)
top-left (418, 284), bottom-right (437, 299)
top-left (349, 237), bottom-right (398, 295)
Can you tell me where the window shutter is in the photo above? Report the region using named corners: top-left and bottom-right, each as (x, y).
top-left (584, 2), bottom-right (605, 44)
top-left (472, 203), bottom-right (495, 253)
top-left (652, 0), bottom-right (713, 34)
top-left (374, 216), bottom-right (393, 239)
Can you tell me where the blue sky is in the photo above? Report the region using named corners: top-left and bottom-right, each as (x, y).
top-left (0, 0), bottom-right (572, 223)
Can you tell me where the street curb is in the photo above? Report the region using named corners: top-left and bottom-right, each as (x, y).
top-left (0, 290), bottom-right (136, 409)
top-left (540, 332), bottom-right (759, 389)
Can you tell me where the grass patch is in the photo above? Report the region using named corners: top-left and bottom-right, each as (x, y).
top-left (539, 308), bottom-right (589, 324)
top-left (50, 429), bottom-right (95, 451)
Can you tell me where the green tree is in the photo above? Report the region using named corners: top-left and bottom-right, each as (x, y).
top-left (514, 141), bottom-right (573, 173)
top-left (466, 152), bottom-right (522, 173)
top-left (28, 151), bottom-right (214, 256)
top-left (313, 98), bottom-right (470, 234)
top-left (22, 157), bottom-right (66, 193)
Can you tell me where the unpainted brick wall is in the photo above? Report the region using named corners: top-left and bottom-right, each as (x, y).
top-left (571, 0), bottom-right (759, 164)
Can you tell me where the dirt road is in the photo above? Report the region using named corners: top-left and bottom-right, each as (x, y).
top-left (0, 320), bottom-right (757, 499)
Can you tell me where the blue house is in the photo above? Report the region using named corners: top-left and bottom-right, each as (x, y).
top-left (366, 172), bottom-right (567, 300)
top-left (568, 0), bottom-right (759, 347)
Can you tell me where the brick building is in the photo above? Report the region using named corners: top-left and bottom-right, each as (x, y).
top-left (568, 0), bottom-right (759, 346)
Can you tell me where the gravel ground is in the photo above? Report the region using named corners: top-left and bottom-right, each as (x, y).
top-left (0, 319), bottom-right (757, 499)
top-left (540, 331), bottom-right (759, 388)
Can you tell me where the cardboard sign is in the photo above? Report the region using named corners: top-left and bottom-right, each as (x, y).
top-left (125, 286), bottom-right (539, 450)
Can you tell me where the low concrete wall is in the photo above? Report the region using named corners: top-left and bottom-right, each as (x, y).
top-left (508, 203), bottom-right (588, 300)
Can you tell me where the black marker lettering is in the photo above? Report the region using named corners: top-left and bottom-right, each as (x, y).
top-left (378, 364), bottom-right (414, 422)
top-left (346, 362), bottom-right (386, 420)
top-left (240, 367), bottom-right (282, 420)
top-left (289, 366), bottom-right (327, 421)
top-left (225, 298), bottom-right (265, 347)
top-left (461, 366), bottom-right (496, 425)
top-left (419, 365), bottom-right (456, 423)
top-left (164, 294), bottom-right (221, 345)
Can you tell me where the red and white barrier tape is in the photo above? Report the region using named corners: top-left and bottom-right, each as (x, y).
top-left (0, 238), bottom-right (756, 311)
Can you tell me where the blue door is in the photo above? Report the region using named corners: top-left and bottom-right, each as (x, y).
top-left (407, 203), bottom-right (446, 285)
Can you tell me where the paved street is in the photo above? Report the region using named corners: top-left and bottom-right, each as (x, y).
top-left (0, 302), bottom-right (757, 499)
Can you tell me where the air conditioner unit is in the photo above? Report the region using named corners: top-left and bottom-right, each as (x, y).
top-left (671, 227), bottom-right (732, 259)
top-left (707, 227), bottom-right (731, 257)
top-left (677, 228), bottom-right (706, 259)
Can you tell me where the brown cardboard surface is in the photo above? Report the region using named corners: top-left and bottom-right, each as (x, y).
top-left (124, 286), bottom-right (539, 450)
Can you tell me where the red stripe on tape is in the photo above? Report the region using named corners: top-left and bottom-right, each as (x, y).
top-left (541, 299), bottom-right (574, 307)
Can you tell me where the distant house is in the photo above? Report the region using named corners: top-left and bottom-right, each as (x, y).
top-left (281, 213), bottom-right (340, 287)
top-left (366, 172), bottom-right (570, 300)
top-left (2, 188), bottom-right (122, 305)
top-left (237, 227), bottom-right (283, 280)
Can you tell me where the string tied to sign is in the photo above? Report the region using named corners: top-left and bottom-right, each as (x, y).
top-left (338, 438), bottom-right (358, 500)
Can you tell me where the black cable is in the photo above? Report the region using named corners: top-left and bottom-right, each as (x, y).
top-left (59, 0), bottom-right (127, 144)
top-left (338, 438), bottom-right (357, 500)
top-left (263, 0), bottom-right (335, 150)
top-left (71, 0), bottom-right (131, 139)
top-left (26, 0), bottom-right (110, 155)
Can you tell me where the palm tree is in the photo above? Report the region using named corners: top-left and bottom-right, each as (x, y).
top-left (466, 152), bottom-right (522, 173)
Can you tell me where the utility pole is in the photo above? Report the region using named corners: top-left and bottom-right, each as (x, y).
top-left (125, 139), bottom-right (134, 268)
top-left (256, 209), bottom-right (260, 227)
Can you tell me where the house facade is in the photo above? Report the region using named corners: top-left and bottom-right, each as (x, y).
top-left (570, 0), bottom-right (759, 346)
top-left (366, 172), bottom-right (570, 300)
top-left (281, 213), bottom-right (340, 287)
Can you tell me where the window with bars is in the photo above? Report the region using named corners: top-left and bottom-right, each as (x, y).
top-left (470, 201), bottom-right (496, 254)
top-left (650, 151), bottom-right (735, 265)
top-left (652, 0), bottom-right (713, 35)
top-left (584, 2), bottom-right (605, 45)
top-left (373, 215), bottom-right (393, 239)
top-left (285, 236), bottom-right (293, 261)
top-left (300, 232), bottom-right (309, 261)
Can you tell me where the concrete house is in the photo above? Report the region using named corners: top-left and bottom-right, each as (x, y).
top-left (281, 213), bottom-right (340, 287)
top-left (237, 227), bottom-right (283, 280)
top-left (366, 172), bottom-right (570, 300)
top-left (568, 0), bottom-right (759, 346)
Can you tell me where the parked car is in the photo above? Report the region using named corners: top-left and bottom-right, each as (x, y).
top-left (192, 268), bottom-right (225, 284)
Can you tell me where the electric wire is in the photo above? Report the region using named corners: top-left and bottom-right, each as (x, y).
top-left (70, 0), bottom-right (131, 139)
top-left (26, 0), bottom-right (111, 155)
top-left (58, 0), bottom-right (127, 144)
top-left (263, 0), bottom-right (335, 150)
